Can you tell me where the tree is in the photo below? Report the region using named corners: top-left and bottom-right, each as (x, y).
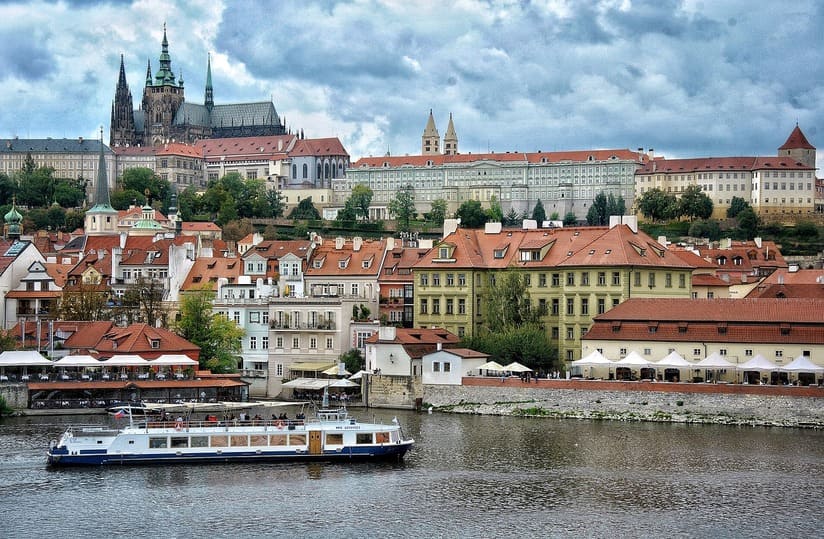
top-left (176, 288), bottom-right (244, 374)
top-left (117, 277), bottom-right (166, 326)
top-left (222, 219), bottom-right (254, 243)
top-left (483, 269), bottom-right (540, 334)
top-left (428, 198), bottom-right (447, 224)
top-left (0, 172), bottom-right (16, 206)
top-left (110, 189), bottom-right (146, 210)
top-left (549, 211), bottom-right (560, 221)
top-left (0, 329), bottom-right (17, 352)
top-left (288, 197), bottom-right (321, 220)
top-left (262, 224), bottom-right (278, 240)
top-left (736, 207), bottom-right (759, 240)
top-left (531, 199), bottom-right (546, 223)
top-left (346, 184), bottom-right (373, 221)
top-left (727, 196), bottom-right (750, 219)
top-left (388, 184), bottom-right (416, 232)
top-left (587, 192), bottom-right (609, 226)
top-left (678, 185), bottom-right (713, 221)
top-left (637, 188), bottom-right (678, 222)
top-left (58, 283), bottom-right (110, 321)
top-left (563, 212), bottom-right (577, 226)
top-left (64, 209), bottom-right (85, 232)
top-left (120, 167), bottom-right (170, 204)
top-left (339, 349), bottom-right (364, 375)
top-left (455, 200), bottom-right (488, 228)
top-left (267, 189), bottom-right (286, 219)
top-left (503, 207), bottom-right (521, 227)
top-left (688, 219), bottom-right (722, 241)
top-left (486, 196), bottom-right (503, 223)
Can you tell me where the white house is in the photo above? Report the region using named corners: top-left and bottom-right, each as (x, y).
top-left (422, 348), bottom-right (490, 385)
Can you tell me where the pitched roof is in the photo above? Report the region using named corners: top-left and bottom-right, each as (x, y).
top-left (636, 155), bottom-right (813, 174)
top-left (305, 237), bottom-right (386, 278)
top-left (593, 298), bottom-right (824, 324)
top-left (778, 125), bottom-right (815, 150)
top-left (181, 222), bottom-right (222, 232)
top-left (61, 321), bottom-right (116, 349)
top-left (290, 137), bottom-right (348, 157)
top-left (155, 142), bottom-right (202, 157)
top-left (351, 148), bottom-right (641, 168)
top-left (196, 134), bottom-right (296, 158)
top-left (181, 257), bottom-right (242, 291)
top-left (94, 323), bottom-right (200, 357)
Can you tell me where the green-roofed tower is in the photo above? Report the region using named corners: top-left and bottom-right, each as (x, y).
top-left (85, 129), bottom-right (118, 236)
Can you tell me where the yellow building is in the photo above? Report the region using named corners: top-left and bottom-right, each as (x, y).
top-left (412, 219), bottom-right (694, 365)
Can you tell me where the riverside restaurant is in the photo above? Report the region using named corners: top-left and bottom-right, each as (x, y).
top-left (0, 351), bottom-right (249, 409)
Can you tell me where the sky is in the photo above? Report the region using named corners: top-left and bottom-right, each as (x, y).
top-left (0, 0), bottom-right (822, 171)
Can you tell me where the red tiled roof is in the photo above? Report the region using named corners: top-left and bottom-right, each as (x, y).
top-left (692, 274), bottom-right (729, 287)
top-left (366, 327), bottom-right (460, 345)
top-left (196, 135), bottom-right (296, 159)
top-left (435, 348), bottom-right (490, 359)
top-left (155, 142), bottom-right (203, 158)
top-left (290, 137), bottom-right (348, 157)
top-left (95, 323), bottom-right (200, 357)
top-left (305, 237), bottom-right (386, 278)
top-left (749, 284), bottom-right (824, 299)
top-left (594, 298), bottom-right (824, 324)
top-left (636, 156), bottom-right (813, 174)
top-left (778, 125), bottom-right (815, 150)
top-left (61, 321), bottom-right (116, 349)
top-left (182, 222), bottom-right (222, 232)
top-left (352, 148), bottom-right (642, 168)
top-left (182, 257), bottom-right (242, 291)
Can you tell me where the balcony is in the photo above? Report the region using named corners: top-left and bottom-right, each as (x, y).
top-left (270, 322), bottom-right (337, 331)
top-left (213, 296), bottom-right (270, 306)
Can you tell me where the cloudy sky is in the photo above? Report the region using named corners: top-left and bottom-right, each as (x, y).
top-left (1, 0), bottom-right (822, 169)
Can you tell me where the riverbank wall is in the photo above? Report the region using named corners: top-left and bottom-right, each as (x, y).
top-left (423, 380), bottom-right (824, 428)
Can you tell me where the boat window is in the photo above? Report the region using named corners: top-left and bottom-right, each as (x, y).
top-left (325, 433), bottom-right (343, 446)
top-left (356, 433), bottom-right (373, 444)
top-left (231, 435), bottom-right (248, 447)
top-left (288, 434), bottom-right (306, 446)
top-left (190, 436), bottom-right (208, 448)
top-left (170, 437), bottom-right (188, 448)
top-left (211, 436), bottom-right (228, 448)
top-left (149, 437), bottom-right (168, 449)
top-left (249, 435), bottom-right (267, 446)
top-left (375, 432), bottom-right (390, 444)
top-left (269, 434), bottom-right (288, 446)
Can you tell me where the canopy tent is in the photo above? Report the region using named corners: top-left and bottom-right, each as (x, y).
top-left (0, 350), bottom-right (53, 367)
top-left (328, 378), bottom-right (359, 388)
top-left (694, 353), bottom-right (736, 369)
top-left (782, 355), bottom-right (824, 373)
top-left (738, 354), bottom-right (779, 371)
top-left (477, 361), bottom-right (506, 373)
top-left (282, 378), bottom-right (355, 390)
top-left (151, 354), bottom-right (199, 366)
top-left (348, 370), bottom-right (369, 380)
top-left (322, 365), bottom-right (351, 376)
top-left (504, 361), bottom-right (533, 373)
top-left (289, 361), bottom-right (336, 374)
top-left (571, 350), bottom-right (613, 367)
top-left (53, 355), bottom-right (104, 367)
top-left (655, 351), bottom-right (693, 369)
top-left (101, 355), bottom-right (151, 367)
top-left (614, 351), bottom-right (651, 368)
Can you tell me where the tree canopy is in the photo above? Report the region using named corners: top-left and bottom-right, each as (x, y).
top-left (388, 184), bottom-right (416, 232)
top-left (586, 192), bottom-right (626, 226)
top-left (427, 198), bottom-right (447, 224)
top-left (455, 200), bottom-right (488, 228)
top-left (288, 197), bottom-right (321, 220)
top-left (678, 185), bottom-right (713, 221)
top-left (637, 188), bottom-right (678, 222)
top-left (727, 196), bottom-right (750, 218)
top-left (176, 288), bottom-right (244, 374)
top-left (531, 199), bottom-right (546, 223)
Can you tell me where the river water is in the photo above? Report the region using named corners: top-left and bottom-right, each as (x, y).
top-left (1, 409), bottom-right (822, 539)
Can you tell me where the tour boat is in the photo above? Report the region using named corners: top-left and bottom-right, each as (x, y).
top-left (47, 402), bottom-right (414, 467)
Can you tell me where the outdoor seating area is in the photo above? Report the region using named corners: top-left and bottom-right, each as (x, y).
top-left (0, 351), bottom-right (200, 384)
top-left (568, 351), bottom-right (824, 386)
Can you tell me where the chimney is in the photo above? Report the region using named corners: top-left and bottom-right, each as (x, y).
top-left (335, 237), bottom-right (345, 250)
top-left (353, 237), bottom-right (363, 251)
top-left (436, 342), bottom-right (442, 351)
top-left (648, 148), bottom-right (654, 160)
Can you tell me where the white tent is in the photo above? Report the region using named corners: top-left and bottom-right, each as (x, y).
top-left (782, 355), bottom-right (824, 373)
top-left (614, 351), bottom-right (650, 368)
top-left (282, 378), bottom-right (355, 390)
top-left (694, 352), bottom-right (736, 369)
top-left (322, 365), bottom-right (351, 376)
top-left (348, 370), bottom-right (369, 380)
top-left (655, 351), bottom-right (692, 369)
top-left (102, 355), bottom-right (150, 367)
top-left (739, 354), bottom-right (779, 371)
top-left (328, 378), bottom-right (359, 388)
top-left (0, 350), bottom-right (53, 367)
top-left (571, 350), bottom-right (612, 367)
top-left (151, 354), bottom-right (199, 366)
top-left (504, 361), bottom-right (533, 373)
top-left (477, 361), bottom-right (506, 373)
top-left (54, 355), bottom-right (104, 367)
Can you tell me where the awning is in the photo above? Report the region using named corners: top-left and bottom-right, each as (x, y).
top-left (151, 354), bottom-right (199, 366)
top-left (53, 355), bottom-right (104, 367)
top-left (282, 378), bottom-right (351, 390)
top-left (102, 355), bottom-right (150, 367)
top-left (0, 350), bottom-right (54, 367)
top-left (322, 365), bottom-right (351, 376)
top-left (289, 362), bottom-right (336, 372)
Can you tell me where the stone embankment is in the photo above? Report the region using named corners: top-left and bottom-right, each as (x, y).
top-left (424, 379), bottom-right (824, 428)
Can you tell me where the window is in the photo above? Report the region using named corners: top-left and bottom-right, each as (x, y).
top-left (420, 299), bottom-right (428, 314)
top-left (643, 348), bottom-right (651, 356)
top-left (581, 272), bottom-right (589, 286)
top-left (612, 272), bottom-right (620, 286)
top-left (566, 272), bottom-right (575, 286)
top-left (458, 298), bottom-right (466, 314)
top-left (276, 337), bottom-right (283, 348)
top-left (262, 337), bottom-right (269, 349)
top-left (719, 349), bottom-right (727, 356)
top-left (539, 273), bottom-right (547, 287)
top-left (310, 337), bottom-right (317, 349)
top-left (432, 273), bottom-right (440, 286)
top-left (233, 312), bottom-right (241, 324)
top-left (551, 299), bottom-right (559, 316)
top-left (420, 274), bottom-right (428, 286)
top-left (665, 273), bottom-right (672, 288)
top-left (679, 274), bottom-right (686, 288)
top-left (648, 273), bottom-right (655, 288)
top-left (446, 299), bottom-right (454, 314)
top-left (433, 362), bottom-right (440, 372)
top-left (458, 274), bottom-right (466, 286)
top-left (249, 336), bottom-right (257, 350)
top-left (552, 273), bottom-right (560, 286)
top-left (566, 298), bottom-right (574, 315)
top-left (566, 327), bottom-right (574, 339)
top-left (292, 337), bottom-right (300, 349)
top-left (581, 298), bottom-right (589, 315)
top-left (249, 312), bottom-right (260, 323)
top-left (446, 273), bottom-right (454, 286)
top-left (597, 298), bottom-right (606, 314)
top-left (432, 299), bottom-right (440, 314)
top-left (597, 272), bottom-right (606, 285)
top-left (326, 338), bottom-right (333, 349)
top-left (619, 348), bottom-right (627, 356)
top-left (634, 272), bottom-right (641, 287)
top-left (745, 349), bottom-right (753, 356)
top-left (775, 350), bottom-right (783, 358)
top-left (693, 348), bottom-right (701, 356)
top-left (443, 362), bottom-right (451, 373)
top-left (351, 284), bottom-right (359, 296)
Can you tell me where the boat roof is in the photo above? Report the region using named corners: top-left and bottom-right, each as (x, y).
top-left (142, 401), bottom-right (306, 412)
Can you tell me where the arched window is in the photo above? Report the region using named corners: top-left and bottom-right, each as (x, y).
top-left (302, 164), bottom-right (308, 179)
top-left (317, 163), bottom-right (322, 178)
top-left (292, 164), bottom-right (297, 178)
top-left (324, 163), bottom-right (330, 179)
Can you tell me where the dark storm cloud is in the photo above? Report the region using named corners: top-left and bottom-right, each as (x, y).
top-left (0, 28), bottom-right (56, 81)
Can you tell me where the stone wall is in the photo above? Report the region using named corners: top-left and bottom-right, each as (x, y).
top-left (365, 374), bottom-right (422, 409)
top-left (423, 384), bottom-right (824, 428)
top-left (0, 384), bottom-right (29, 410)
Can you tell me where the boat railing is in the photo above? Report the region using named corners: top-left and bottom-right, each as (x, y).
top-left (132, 418), bottom-right (308, 431)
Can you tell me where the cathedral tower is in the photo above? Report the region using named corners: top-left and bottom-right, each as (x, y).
top-left (443, 113), bottom-right (458, 156)
top-left (141, 25), bottom-right (185, 146)
top-left (421, 109), bottom-right (440, 155)
top-left (110, 55), bottom-right (136, 147)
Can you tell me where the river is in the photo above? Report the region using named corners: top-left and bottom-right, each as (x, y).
top-left (1, 409), bottom-right (822, 538)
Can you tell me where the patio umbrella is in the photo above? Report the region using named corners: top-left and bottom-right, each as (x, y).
top-left (322, 365), bottom-right (351, 376)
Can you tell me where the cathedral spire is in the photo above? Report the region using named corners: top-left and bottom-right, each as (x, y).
top-left (145, 58), bottom-right (152, 85)
top-left (444, 113), bottom-right (458, 155)
top-left (421, 109), bottom-right (440, 155)
top-left (205, 53), bottom-right (214, 111)
top-left (117, 54), bottom-right (128, 87)
top-left (111, 54), bottom-right (136, 147)
top-left (154, 23), bottom-right (176, 85)
top-left (94, 128), bottom-right (112, 208)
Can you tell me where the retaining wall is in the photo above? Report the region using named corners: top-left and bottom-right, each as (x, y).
top-left (0, 384), bottom-right (29, 410)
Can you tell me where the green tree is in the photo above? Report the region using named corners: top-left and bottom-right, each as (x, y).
top-left (637, 188), bottom-right (678, 222)
top-left (110, 188), bottom-right (146, 210)
top-left (267, 188), bottom-right (286, 219)
top-left (222, 219), bottom-right (254, 242)
top-left (262, 224), bottom-right (278, 240)
top-left (339, 349), bottom-right (364, 375)
top-left (117, 277), bottom-right (166, 326)
top-left (486, 196), bottom-right (504, 223)
top-left (388, 184), bottom-right (416, 232)
top-left (678, 185), bottom-right (713, 221)
top-left (64, 209), bottom-right (85, 232)
top-left (120, 167), bottom-right (170, 203)
top-left (727, 196), bottom-right (750, 219)
top-left (736, 207), bottom-right (759, 240)
top-left (792, 221), bottom-right (818, 240)
top-left (587, 192), bottom-right (609, 226)
top-left (0, 172), bottom-right (16, 206)
top-left (549, 211), bottom-right (560, 221)
top-left (483, 269), bottom-right (540, 334)
top-left (16, 166), bottom-right (54, 207)
top-left (503, 207), bottom-right (520, 227)
top-left (563, 211), bottom-right (577, 226)
top-left (347, 184), bottom-right (373, 221)
top-left (428, 198), bottom-right (447, 224)
top-left (177, 186), bottom-right (201, 221)
top-left (688, 219), bottom-right (722, 240)
top-left (455, 200), bottom-right (488, 228)
top-left (177, 288), bottom-right (244, 374)
top-left (58, 283), bottom-right (110, 321)
top-left (531, 199), bottom-right (547, 223)
top-left (46, 205), bottom-right (66, 231)
top-left (288, 197), bottom-right (321, 220)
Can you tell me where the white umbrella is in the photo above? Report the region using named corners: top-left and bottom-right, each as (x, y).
top-left (477, 361), bottom-right (506, 372)
top-left (151, 354), bottom-right (199, 366)
top-left (348, 370), bottom-right (369, 380)
top-left (322, 365), bottom-right (351, 376)
top-left (328, 378), bottom-right (359, 388)
top-left (694, 352), bottom-right (736, 369)
top-left (0, 350), bottom-right (53, 367)
top-left (504, 361), bottom-right (533, 373)
top-left (102, 355), bottom-right (150, 367)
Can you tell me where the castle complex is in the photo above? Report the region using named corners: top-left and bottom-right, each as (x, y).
top-left (110, 26), bottom-right (287, 148)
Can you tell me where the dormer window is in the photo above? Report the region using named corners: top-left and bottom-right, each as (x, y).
top-left (150, 339), bottom-right (160, 349)
top-left (439, 247), bottom-right (450, 258)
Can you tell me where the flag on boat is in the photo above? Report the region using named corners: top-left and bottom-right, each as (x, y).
top-left (114, 409), bottom-right (126, 419)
